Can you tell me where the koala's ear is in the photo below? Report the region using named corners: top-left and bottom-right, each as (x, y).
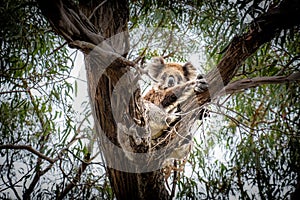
top-left (182, 62), bottom-right (197, 81)
top-left (145, 56), bottom-right (165, 78)
top-left (152, 56), bottom-right (165, 65)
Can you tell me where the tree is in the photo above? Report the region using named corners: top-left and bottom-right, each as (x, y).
top-left (1, 0), bottom-right (300, 199)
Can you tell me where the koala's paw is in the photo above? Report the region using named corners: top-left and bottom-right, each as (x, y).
top-left (194, 74), bottom-right (208, 93)
top-left (166, 112), bottom-right (181, 127)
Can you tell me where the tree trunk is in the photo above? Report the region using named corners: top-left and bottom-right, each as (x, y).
top-left (78, 1), bottom-right (170, 199)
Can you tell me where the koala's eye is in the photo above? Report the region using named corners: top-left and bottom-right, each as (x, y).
top-left (167, 76), bottom-right (175, 87)
top-left (161, 73), bottom-right (167, 81)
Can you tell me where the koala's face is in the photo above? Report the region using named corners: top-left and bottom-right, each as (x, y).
top-left (156, 67), bottom-right (184, 90)
top-left (146, 57), bottom-right (197, 90)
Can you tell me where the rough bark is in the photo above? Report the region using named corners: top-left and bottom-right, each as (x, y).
top-left (36, 0), bottom-right (300, 199)
top-left (78, 1), bottom-right (170, 199)
top-left (39, 0), bottom-right (169, 199)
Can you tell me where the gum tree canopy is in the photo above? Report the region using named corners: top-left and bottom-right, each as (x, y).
top-left (1, 0), bottom-right (300, 199)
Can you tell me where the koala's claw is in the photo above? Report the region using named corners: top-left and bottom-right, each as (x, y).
top-left (194, 74), bottom-right (209, 93)
top-left (166, 112), bottom-right (181, 127)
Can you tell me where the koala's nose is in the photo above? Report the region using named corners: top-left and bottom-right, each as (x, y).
top-left (168, 76), bottom-right (175, 87)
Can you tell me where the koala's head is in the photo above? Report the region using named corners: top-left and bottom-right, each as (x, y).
top-left (146, 57), bottom-right (197, 90)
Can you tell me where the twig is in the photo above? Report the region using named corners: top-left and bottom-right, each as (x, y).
top-left (0, 145), bottom-right (55, 163)
top-left (56, 153), bottom-right (91, 200)
top-left (48, 41), bottom-right (67, 55)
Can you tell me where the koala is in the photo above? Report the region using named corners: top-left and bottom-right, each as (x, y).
top-left (143, 57), bottom-right (208, 139)
top-left (116, 57), bottom-right (208, 162)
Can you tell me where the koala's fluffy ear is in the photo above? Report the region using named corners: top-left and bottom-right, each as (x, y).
top-left (145, 56), bottom-right (165, 79)
top-left (182, 62), bottom-right (197, 81)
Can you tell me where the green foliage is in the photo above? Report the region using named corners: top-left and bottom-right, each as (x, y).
top-left (0, 1), bottom-right (109, 199)
top-left (177, 59), bottom-right (299, 199)
top-left (1, 0), bottom-right (299, 199)
top-left (177, 82), bottom-right (300, 199)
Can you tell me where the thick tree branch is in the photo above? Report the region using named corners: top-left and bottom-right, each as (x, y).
top-left (190, 0), bottom-right (300, 107)
top-left (0, 145), bottom-right (55, 163)
top-left (168, 0), bottom-right (300, 165)
top-left (69, 40), bottom-right (135, 67)
top-left (220, 72), bottom-right (300, 95)
top-left (207, 0), bottom-right (300, 96)
top-left (37, 0), bottom-right (104, 44)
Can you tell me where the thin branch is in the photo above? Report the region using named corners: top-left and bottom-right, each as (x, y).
top-left (220, 72), bottom-right (300, 96)
top-left (0, 145), bottom-right (55, 163)
top-left (88, 0), bottom-right (107, 20)
top-left (170, 160), bottom-right (178, 199)
top-left (0, 165), bottom-right (35, 193)
top-left (57, 153), bottom-right (91, 200)
top-left (131, 15), bottom-right (165, 63)
top-left (49, 41), bottom-right (67, 55)
top-left (0, 90), bottom-right (28, 95)
top-left (6, 151), bottom-right (22, 200)
top-left (23, 158), bottom-right (43, 200)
